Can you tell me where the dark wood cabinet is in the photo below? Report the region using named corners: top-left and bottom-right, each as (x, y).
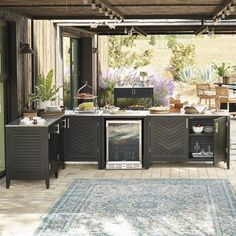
top-left (65, 116), bottom-right (100, 162)
top-left (148, 115), bottom-right (230, 169)
top-left (188, 116), bottom-right (229, 169)
top-left (5, 119), bottom-right (65, 188)
top-left (48, 119), bottom-right (65, 178)
top-left (114, 87), bottom-right (154, 107)
top-left (149, 117), bottom-right (188, 162)
top-left (5, 113), bottom-right (230, 188)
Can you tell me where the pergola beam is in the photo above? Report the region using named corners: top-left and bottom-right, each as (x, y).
top-left (133, 26), bottom-right (147, 36)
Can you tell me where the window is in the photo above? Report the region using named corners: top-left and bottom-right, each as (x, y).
top-left (0, 21), bottom-right (8, 81)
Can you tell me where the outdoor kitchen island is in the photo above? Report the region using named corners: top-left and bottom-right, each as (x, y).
top-left (5, 110), bottom-right (230, 188)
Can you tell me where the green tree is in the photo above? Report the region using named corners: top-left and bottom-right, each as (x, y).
top-left (149, 35), bottom-right (156, 46)
top-left (166, 35), bottom-right (177, 49)
top-left (169, 43), bottom-right (195, 80)
top-left (108, 35), bottom-right (153, 69)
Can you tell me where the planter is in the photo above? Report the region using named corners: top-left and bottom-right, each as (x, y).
top-left (38, 100), bottom-right (51, 110)
top-left (223, 76), bottom-right (230, 84)
top-left (23, 110), bottom-right (37, 118)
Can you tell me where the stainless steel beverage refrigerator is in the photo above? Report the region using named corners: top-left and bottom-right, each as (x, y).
top-left (106, 120), bottom-right (142, 169)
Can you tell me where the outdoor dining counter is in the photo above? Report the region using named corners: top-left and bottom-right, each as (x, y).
top-left (5, 110), bottom-right (230, 188)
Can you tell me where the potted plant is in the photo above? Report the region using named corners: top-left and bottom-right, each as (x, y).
top-left (212, 62), bottom-right (231, 84)
top-left (29, 69), bottom-right (62, 110)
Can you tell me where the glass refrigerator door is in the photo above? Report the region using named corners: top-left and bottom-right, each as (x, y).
top-left (106, 120), bottom-right (142, 162)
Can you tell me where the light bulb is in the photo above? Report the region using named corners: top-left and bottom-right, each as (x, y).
top-left (99, 5), bottom-right (103, 13)
top-left (91, 0), bottom-right (96, 9)
top-left (104, 8), bottom-right (109, 16)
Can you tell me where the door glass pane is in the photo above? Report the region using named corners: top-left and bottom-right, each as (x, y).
top-left (63, 37), bottom-right (71, 109)
top-left (71, 38), bottom-right (79, 109)
top-left (63, 37), bottom-right (79, 109)
top-left (0, 24), bottom-right (7, 80)
top-left (0, 82), bottom-right (5, 173)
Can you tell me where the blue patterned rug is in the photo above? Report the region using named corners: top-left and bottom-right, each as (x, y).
top-left (35, 179), bottom-right (236, 236)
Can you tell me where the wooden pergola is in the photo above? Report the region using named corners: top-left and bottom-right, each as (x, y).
top-left (0, 0), bottom-right (236, 34)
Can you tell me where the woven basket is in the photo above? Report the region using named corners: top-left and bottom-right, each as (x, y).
top-left (184, 106), bottom-right (199, 114)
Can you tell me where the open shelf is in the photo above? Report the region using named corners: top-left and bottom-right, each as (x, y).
top-left (189, 132), bottom-right (213, 137)
top-left (189, 157), bottom-right (213, 161)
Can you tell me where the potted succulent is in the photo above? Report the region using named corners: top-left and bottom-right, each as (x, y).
top-left (212, 62), bottom-right (231, 84)
top-left (29, 69), bottom-right (62, 110)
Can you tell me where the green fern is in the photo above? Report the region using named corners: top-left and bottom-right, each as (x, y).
top-left (29, 69), bottom-right (62, 101)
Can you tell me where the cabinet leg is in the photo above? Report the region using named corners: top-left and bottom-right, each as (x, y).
top-left (62, 163), bottom-right (65, 169)
top-left (45, 179), bottom-right (49, 189)
top-left (6, 179), bottom-right (10, 189)
top-left (55, 170), bottom-right (58, 178)
top-left (227, 159), bottom-right (230, 169)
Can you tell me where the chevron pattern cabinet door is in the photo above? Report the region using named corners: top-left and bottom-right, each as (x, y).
top-left (150, 117), bottom-right (188, 161)
top-left (67, 116), bottom-right (99, 161)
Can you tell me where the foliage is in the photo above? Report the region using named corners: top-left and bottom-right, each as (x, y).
top-left (178, 65), bottom-right (196, 83)
top-left (152, 77), bottom-right (175, 106)
top-left (140, 71), bottom-right (148, 78)
top-left (149, 35), bottom-right (156, 46)
top-left (199, 66), bottom-right (215, 82)
top-left (29, 70), bottom-right (62, 102)
top-left (108, 35), bottom-right (153, 69)
top-left (169, 43), bottom-right (195, 80)
top-left (98, 67), bottom-right (175, 107)
top-left (212, 62), bottom-right (231, 77)
top-left (166, 35), bottom-right (177, 49)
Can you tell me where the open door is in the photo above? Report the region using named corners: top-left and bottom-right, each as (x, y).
top-left (213, 117), bottom-right (227, 167)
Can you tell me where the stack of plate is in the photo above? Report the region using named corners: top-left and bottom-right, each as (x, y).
top-left (204, 126), bottom-right (213, 133)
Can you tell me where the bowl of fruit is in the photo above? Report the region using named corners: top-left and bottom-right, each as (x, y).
top-left (192, 124), bottom-right (204, 133)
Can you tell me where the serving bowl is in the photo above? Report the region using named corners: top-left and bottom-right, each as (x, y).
top-left (192, 125), bottom-right (204, 133)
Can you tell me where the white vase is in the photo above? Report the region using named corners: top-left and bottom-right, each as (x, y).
top-left (38, 100), bottom-right (51, 110)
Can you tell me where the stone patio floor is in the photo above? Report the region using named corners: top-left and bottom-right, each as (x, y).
top-left (0, 117), bottom-right (236, 236)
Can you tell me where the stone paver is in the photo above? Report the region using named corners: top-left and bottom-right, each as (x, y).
top-left (0, 117), bottom-right (236, 235)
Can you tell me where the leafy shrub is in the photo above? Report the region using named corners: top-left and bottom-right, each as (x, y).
top-left (98, 68), bottom-right (175, 107)
top-left (109, 36), bottom-right (153, 69)
top-left (149, 35), bottom-right (156, 46)
top-left (169, 43), bottom-right (195, 80)
top-left (152, 77), bottom-right (175, 106)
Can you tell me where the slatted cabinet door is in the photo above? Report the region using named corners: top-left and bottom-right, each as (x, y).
top-left (6, 127), bottom-right (49, 188)
top-left (149, 117), bottom-right (188, 161)
top-left (66, 116), bottom-right (100, 162)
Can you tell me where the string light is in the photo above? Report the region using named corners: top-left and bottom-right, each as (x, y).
top-left (104, 8), bottom-right (109, 16)
top-left (98, 4), bottom-right (103, 13)
top-left (90, 0), bottom-right (124, 22)
top-left (91, 0), bottom-right (96, 10)
top-left (213, 0), bottom-right (235, 24)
